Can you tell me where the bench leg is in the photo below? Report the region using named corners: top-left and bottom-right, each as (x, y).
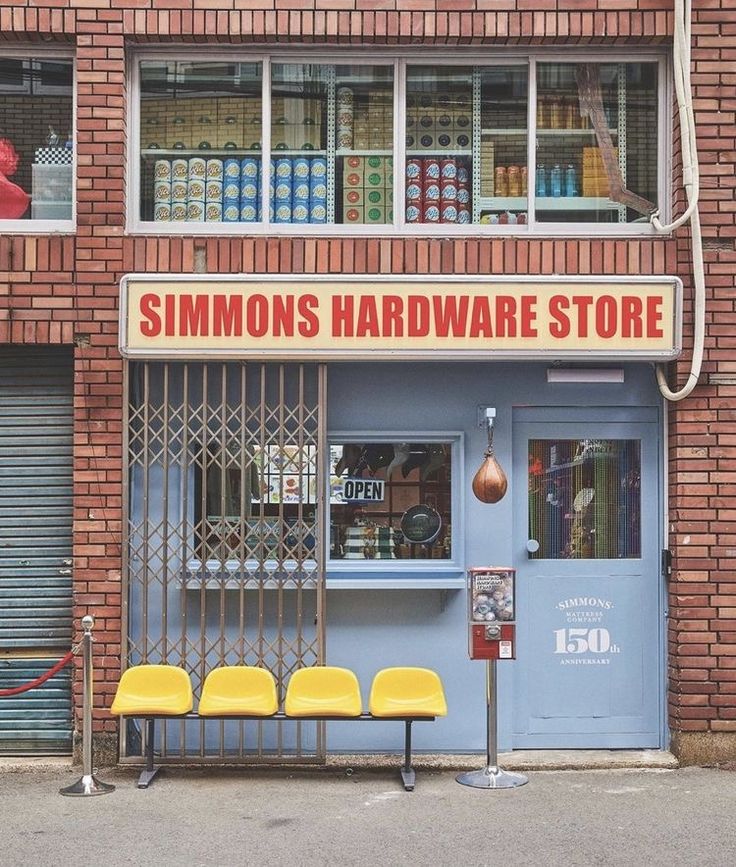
top-left (400, 720), bottom-right (416, 792)
top-left (137, 719), bottom-right (161, 789)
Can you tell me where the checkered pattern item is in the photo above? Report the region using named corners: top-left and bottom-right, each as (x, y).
top-left (34, 147), bottom-right (73, 165)
top-left (343, 526), bottom-right (396, 559)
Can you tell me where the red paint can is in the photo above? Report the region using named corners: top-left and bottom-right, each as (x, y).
top-left (440, 180), bottom-right (458, 201)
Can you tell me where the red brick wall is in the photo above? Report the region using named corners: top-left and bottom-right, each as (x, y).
top-left (0, 1), bottom-right (734, 761)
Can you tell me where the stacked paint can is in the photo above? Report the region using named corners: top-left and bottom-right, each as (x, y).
top-left (336, 87), bottom-right (354, 150)
top-left (153, 159), bottom-right (173, 221)
top-left (405, 157), bottom-right (471, 224)
top-left (342, 156), bottom-right (393, 224)
top-left (186, 157), bottom-right (206, 222)
top-left (153, 156), bottom-right (263, 223)
top-left (268, 156), bottom-right (327, 224)
top-left (205, 159), bottom-right (223, 222)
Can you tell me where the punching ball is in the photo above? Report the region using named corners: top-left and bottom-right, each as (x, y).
top-left (472, 419), bottom-right (508, 504)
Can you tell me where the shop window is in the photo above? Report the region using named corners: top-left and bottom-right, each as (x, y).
top-left (405, 64), bottom-right (528, 226)
top-left (528, 439), bottom-right (641, 559)
top-left (0, 57), bottom-right (74, 225)
top-left (131, 53), bottom-right (665, 234)
top-left (535, 62), bottom-right (658, 225)
top-left (329, 441), bottom-right (453, 562)
top-left (270, 63), bottom-right (394, 226)
top-left (139, 60), bottom-right (263, 224)
top-left (192, 442), bottom-right (317, 566)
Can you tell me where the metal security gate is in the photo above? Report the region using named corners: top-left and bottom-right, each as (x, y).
top-left (0, 347), bottom-right (74, 755)
top-left (123, 361), bottom-right (326, 762)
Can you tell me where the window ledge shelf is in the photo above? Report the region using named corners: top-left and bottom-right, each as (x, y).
top-left (326, 576), bottom-right (465, 589)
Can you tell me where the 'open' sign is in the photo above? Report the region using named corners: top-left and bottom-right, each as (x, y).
top-left (342, 479), bottom-right (385, 502)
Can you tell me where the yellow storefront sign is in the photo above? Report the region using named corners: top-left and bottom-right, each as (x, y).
top-left (120, 275), bottom-right (681, 360)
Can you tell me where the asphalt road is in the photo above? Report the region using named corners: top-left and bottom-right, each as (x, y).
top-left (2, 766), bottom-right (735, 866)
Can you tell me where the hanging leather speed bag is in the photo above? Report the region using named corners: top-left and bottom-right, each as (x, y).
top-left (472, 449), bottom-right (508, 504)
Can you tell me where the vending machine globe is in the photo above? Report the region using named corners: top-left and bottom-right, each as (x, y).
top-left (457, 567), bottom-right (528, 790)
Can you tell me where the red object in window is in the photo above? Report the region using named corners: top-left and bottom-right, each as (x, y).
top-left (0, 139), bottom-right (30, 219)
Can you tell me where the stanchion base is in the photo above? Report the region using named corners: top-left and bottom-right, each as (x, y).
top-left (137, 766), bottom-right (161, 789)
top-left (456, 766), bottom-right (528, 789)
top-left (400, 767), bottom-right (416, 792)
top-left (60, 774), bottom-right (115, 797)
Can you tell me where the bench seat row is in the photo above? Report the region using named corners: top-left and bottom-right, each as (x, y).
top-left (110, 665), bottom-right (447, 791)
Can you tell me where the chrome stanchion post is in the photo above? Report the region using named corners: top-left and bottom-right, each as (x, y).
top-left (60, 615), bottom-right (115, 797)
top-left (456, 659), bottom-right (528, 789)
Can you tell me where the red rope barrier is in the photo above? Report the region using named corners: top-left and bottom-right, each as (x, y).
top-left (0, 651), bottom-right (74, 697)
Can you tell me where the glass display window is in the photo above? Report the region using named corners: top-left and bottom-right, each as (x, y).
top-left (192, 440), bottom-right (317, 566)
top-left (138, 60), bottom-right (263, 225)
top-left (534, 62), bottom-right (658, 225)
top-left (0, 56), bottom-right (74, 227)
top-left (329, 440), bottom-right (454, 562)
top-left (130, 52), bottom-right (666, 235)
top-left (270, 63), bottom-right (394, 226)
top-left (405, 64), bottom-right (529, 227)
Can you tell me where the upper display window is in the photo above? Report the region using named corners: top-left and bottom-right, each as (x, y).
top-left (535, 62), bottom-right (658, 225)
top-left (131, 54), bottom-right (665, 234)
top-left (139, 61), bottom-right (263, 224)
top-left (0, 58), bottom-right (74, 225)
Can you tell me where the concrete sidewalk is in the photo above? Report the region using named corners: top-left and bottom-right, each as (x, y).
top-left (1, 765), bottom-right (736, 867)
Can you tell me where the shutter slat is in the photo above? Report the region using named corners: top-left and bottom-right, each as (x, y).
top-left (0, 348), bottom-right (74, 755)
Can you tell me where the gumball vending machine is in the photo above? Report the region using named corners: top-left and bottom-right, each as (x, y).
top-left (457, 566), bottom-right (528, 790)
top-left (468, 567), bottom-right (516, 660)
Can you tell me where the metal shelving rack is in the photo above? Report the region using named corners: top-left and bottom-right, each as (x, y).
top-left (616, 62), bottom-right (627, 223)
top-left (472, 66), bottom-right (482, 224)
top-left (326, 65), bottom-right (336, 224)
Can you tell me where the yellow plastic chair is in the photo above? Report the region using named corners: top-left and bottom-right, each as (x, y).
top-left (199, 666), bottom-right (278, 717)
top-left (369, 667), bottom-right (448, 719)
top-left (110, 665), bottom-right (193, 790)
top-left (110, 664), bottom-right (193, 717)
top-left (284, 666), bottom-right (362, 718)
top-left (369, 667), bottom-right (447, 791)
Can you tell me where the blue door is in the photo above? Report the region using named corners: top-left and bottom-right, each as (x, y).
top-left (512, 407), bottom-right (663, 748)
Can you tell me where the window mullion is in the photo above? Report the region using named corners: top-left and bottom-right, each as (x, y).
top-left (262, 55), bottom-right (272, 229)
top-left (527, 57), bottom-right (537, 230)
top-left (395, 58), bottom-right (406, 231)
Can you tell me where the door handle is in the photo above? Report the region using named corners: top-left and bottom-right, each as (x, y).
top-left (526, 539), bottom-right (540, 555)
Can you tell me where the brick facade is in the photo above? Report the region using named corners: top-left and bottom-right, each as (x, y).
top-left (0, 0), bottom-right (734, 764)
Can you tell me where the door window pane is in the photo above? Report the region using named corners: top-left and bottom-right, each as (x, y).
top-left (0, 59), bottom-right (73, 222)
top-left (329, 442), bottom-right (452, 561)
top-left (406, 65), bottom-right (528, 226)
top-left (535, 62), bottom-right (658, 224)
top-left (528, 439), bottom-right (641, 559)
top-left (139, 61), bottom-right (263, 224)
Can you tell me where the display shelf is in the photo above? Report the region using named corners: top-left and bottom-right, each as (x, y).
top-left (480, 128), bottom-right (527, 136)
top-left (407, 149), bottom-right (472, 156)
top-left (336, 149), bottom-right (393, 156)
top-left (535, 128), bottom-right (617, 137)
top-left (536, 196), bottom-right (618, 211)
top-left (476, 196), bottom-right (617, 211)
top-left (141, 148), bottom-right (263, 158)
top-left (272, 149), bottom-right (327, 156)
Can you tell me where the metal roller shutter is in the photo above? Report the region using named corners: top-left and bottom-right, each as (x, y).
top-left (0, 347), bottom-right (74, 754)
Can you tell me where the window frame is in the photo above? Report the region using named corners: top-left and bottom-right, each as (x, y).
top-left (127, 47), bottom-right (670, 238)
top-left (325, 431), bottom-right (465, 578)
top-left (0, 47), bottom-right (76, 234)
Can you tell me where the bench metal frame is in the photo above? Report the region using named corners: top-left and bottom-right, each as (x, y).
top-left (129, 714), bottom-right (435, 792)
